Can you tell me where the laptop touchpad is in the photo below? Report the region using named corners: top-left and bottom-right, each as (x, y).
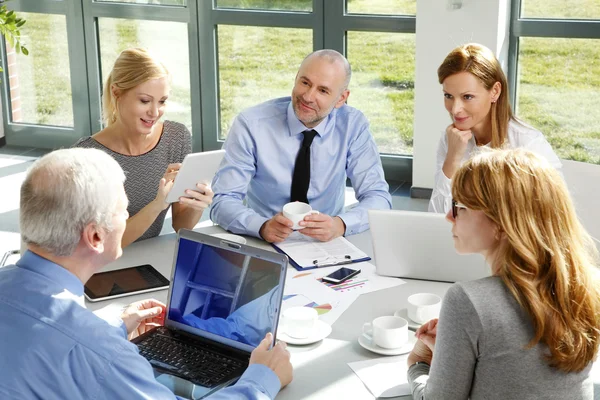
top-left (155, 372), bottom-right (211, 400)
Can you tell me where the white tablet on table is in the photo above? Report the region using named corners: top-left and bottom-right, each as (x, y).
top-left (165, 149), bottom-right (226, 204)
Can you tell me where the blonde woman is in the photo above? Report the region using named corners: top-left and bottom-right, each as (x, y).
top-left (75, 48), bottom-right (212, 246)
top-left (429, 43), bottom-right (561, 213)
top-left (408, 148), bottom-right (600, 399)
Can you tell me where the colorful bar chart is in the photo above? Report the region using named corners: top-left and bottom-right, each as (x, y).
top-left (321, 277), bottom-right (368, 293)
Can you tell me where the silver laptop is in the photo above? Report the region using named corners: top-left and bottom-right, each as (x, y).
top-left (133, 229), bottom-right (288, 399)
top-left (368, 210), bottom-right (489, 282)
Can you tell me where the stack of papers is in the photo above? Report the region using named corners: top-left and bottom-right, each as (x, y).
top-left (348, 355), bottom-right (412, 398)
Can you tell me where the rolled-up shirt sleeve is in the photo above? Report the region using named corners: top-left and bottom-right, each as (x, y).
top-left (207, 364), bottom-right (281, 400)
top-left (210, 115), bottom-right (269, 238)
top-left (339, 118), bottom-right (392, 235)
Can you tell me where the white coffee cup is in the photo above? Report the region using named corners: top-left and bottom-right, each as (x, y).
top-left (362, 315), bottom-right (408, 349)
top-left (407, 293), bottom-right (442, 324)
top-left (282, 202), bottom-right (320, 230)
top-left (281, 306), bottom-right (318, 339)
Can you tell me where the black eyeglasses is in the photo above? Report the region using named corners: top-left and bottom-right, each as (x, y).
top-left (452, 199), bottom-right (467, 219)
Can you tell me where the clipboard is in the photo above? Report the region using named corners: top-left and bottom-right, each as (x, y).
top-left (272, 232), bottom-right (371, 271)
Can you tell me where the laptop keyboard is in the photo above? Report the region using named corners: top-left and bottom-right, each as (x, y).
top-left (137, 330), bottom-right (245, 387)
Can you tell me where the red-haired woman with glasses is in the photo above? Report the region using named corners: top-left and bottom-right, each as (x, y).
top-left (408, 148), bottom-right (600, 400)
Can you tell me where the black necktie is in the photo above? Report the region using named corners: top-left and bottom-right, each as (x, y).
top-left (290, 129), bottom-right (318, 203)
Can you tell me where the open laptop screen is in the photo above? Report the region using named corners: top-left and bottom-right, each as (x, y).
top-left (167, 235), bottom-right (285, 352)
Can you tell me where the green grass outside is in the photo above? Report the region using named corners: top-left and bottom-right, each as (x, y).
top-left (97, 18), bottom-right (192, 128)
top-left (517, 36), bottom-right (600, 163)
top-left (217, 25), bottom-right (313, 139)
top-left (521, 0), bottom-right (600, 19)
top-left (12, 12), bottom-right (73, 127)
top-left (217, 0), bottom-right (417, 14)
top-left (11, 0), bottom-right (600, 162)
top-left (347, 31), bottom-right (415, 154)
top-left (96, 0), bottom-right (186, 5)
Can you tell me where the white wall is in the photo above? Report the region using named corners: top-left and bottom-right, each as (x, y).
top-left (412, 0), bottom-right (511, 191)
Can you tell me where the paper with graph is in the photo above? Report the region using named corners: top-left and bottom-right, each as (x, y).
top-left (282, 262), bottom-right (404, 325)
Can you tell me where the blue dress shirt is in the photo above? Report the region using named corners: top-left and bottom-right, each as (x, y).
top-left (210, 97), bottom-right (392, 238)
top-left (0, 251), bottom-right (281, 400)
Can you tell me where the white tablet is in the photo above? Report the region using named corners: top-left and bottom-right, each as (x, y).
top-left (165, 149), bottom-right (226, 204)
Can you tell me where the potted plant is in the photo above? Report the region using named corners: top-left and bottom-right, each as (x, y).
top-left (0, 0), bottom-right (26, 147)
top-left (0, 0), bottom-right (27, 72)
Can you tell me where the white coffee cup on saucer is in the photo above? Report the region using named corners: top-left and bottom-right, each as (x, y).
top-left (281, 306), bottom-right (318, 339)
top-left (282, 202), bottom-right (319, 230)
top-left (211, 233), bottom-right (247, 245)
top-left (362, 316), bottom-right (408, 349)
top-left (407, 293), bottom-right (442, 324)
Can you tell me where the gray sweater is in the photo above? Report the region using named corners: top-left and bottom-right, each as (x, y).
top-left (408, 276), bottom-right (593, 399)
top-left (74, 121), bottom-right (192, 241)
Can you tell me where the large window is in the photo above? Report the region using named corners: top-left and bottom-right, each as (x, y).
top-left (217, 25), bottom-right (312, 140)
top-left (98, 18), bottom-right (192, 129)
top-left (0, 0), bottom-right (416, 179)
top-left (347, 31), bottom-right (415, 155)
top-left (520, 0), bottom-right (600, 20)
top-left (7, 12), bottom-right (73, 127)
top-left (511, 0), bottom-right (600, 164)
top-left (216, 0), bottom-right (312, 12)
top-left (96, 0), bottom-right (186, 5)
top-left (346, 0), bottom-right (416, 15)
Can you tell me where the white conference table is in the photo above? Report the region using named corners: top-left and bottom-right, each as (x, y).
top-left (87, 225), bottom-right (451, 400)
top-left (85, 225), bottom-right (600, 400)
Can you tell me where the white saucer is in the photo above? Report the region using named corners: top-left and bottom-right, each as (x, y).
top-left (211, 233), bottom-right (247, 245)
top-left (278, 320), bottom-right (332, 345)
top-left (394, 309), bottom-right (421, 331)
top-left (358, 333), bottom-right (417, 356)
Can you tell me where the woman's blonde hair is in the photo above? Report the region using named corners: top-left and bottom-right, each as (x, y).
top-left (452, 148), bottom-right (600, 373)
top-left (102, 48), bottom-right (170, 126)
top-left (438, 43), bottom-right (513, 148)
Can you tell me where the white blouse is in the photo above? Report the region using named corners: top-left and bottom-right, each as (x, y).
top-left (428, 120), bottom-right (562, 213)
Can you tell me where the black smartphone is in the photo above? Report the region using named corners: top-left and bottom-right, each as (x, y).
top-left (321, 267), bottom-right (361, 284)
top-left (84, 264), bottom-right (170, 302)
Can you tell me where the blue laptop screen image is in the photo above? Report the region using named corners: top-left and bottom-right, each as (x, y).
top-left (168, 237), bottom-right (283, 348)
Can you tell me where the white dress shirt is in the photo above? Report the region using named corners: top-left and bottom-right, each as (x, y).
top-left (428, 120), bottom-right (562, 213)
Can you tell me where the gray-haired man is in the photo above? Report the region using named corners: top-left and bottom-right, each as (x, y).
top-left (0, 148), bottom-right (291, 399)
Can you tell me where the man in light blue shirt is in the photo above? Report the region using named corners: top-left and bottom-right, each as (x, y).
top-left (0, 148), bottom-right (292, 400)
top-left (211, 49), bottom-right (392, 243)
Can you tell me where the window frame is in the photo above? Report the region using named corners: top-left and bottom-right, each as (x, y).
top-left (508, 0), bottom-right (600, 110)
top-left (0, 0), bottom-right (90, 148)
top-left (0, 0), bottom-right (416, 182)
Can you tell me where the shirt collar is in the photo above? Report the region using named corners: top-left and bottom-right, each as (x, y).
top-left (17, 250), bottom-right (86, 305)
top-left (286, 101), bottom-right (335, 138)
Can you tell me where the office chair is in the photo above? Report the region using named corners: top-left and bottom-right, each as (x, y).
top-left (0, 250), bottom-right (19, 267)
